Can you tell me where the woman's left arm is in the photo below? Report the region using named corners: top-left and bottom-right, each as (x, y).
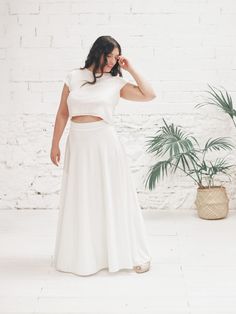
top-left (118, 55), bottom-right (157, 102)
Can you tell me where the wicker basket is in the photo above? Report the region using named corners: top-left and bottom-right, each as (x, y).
top-left (195, 186), bottom-right (229, 220)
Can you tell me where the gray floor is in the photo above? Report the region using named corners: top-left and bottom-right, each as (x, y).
top-left (0, 209), bottom-right (236, 314)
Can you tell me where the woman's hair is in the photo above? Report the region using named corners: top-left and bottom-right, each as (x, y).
top-left (78, 35), bottom-right (124, 87)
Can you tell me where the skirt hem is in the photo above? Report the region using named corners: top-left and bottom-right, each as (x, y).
top-left (54, 258), bottom-right (151, 277)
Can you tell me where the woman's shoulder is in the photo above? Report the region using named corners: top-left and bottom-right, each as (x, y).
top-left (64, 68), bottom-right (83, 89)
top-left (64, 68), bottom-right (87, 82)
top-left (114, 73), bottom-right (129, 89)
top-left (66, 67), bottom-right (84, 76)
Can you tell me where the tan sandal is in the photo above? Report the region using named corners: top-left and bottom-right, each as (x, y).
top-left (133, 260), bottom-right (151, 273)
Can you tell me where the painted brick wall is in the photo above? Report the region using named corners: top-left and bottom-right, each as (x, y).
top-left (1, 0), bottom-right (236, 210)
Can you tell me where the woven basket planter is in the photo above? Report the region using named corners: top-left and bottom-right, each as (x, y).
top-left (195, 186), bottom-right (229, 220)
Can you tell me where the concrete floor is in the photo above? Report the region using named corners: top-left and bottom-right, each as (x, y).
top-left (0, 209), bottom-right (236, 314)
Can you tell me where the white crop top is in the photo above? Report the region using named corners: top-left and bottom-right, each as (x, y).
top-left (63, 68), bottom-right (129, 124)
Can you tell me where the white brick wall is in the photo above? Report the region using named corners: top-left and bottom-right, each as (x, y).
top-left (1, 0), bottom-right (236, 210)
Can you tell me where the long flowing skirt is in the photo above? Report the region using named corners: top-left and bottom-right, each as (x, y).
top-left (53, 119), bottom-right (151, 276)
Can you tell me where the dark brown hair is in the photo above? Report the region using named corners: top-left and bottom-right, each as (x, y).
top-left (78, 35), bottom-right (124, 87)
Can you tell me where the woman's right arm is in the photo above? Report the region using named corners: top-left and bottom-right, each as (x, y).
top-left (50, 84), bottom-right (70, 166)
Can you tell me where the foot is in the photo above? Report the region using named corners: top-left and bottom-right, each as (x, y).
top-left (133, 260), bottom-right (151, 273)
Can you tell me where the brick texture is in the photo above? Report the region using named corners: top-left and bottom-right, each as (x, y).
top-left (1, 0), bottom-right (236, 210)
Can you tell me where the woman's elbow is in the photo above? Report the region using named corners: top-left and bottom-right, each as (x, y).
top-left (145, 93), bottom-right (157, 101)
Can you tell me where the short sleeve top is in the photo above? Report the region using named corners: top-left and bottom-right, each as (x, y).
top-left (63, 68), bottom-right (129, 125)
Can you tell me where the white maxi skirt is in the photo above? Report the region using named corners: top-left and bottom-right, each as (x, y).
top-left (53, 119), bottom-right (151, 276)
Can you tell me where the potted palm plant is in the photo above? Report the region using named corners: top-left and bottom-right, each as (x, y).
top-left (144, 119), bottom-right (235, 219)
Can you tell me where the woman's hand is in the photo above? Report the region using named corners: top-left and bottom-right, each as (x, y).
top-left (117, 55), bottom-right (133, 72)
top-left (50, 145), bottom-right (60, 166)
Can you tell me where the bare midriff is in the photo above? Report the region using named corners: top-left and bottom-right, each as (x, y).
top-left (71, 115), bottom-right (103, 123)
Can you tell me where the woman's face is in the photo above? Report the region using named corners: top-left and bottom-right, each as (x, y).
top-left (101, 47), bottom-right (120, 72)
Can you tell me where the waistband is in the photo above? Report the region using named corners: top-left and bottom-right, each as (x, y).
top-left (70, 119), bottom-right (113, 131)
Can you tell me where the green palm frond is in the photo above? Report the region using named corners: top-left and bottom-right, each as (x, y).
top-left (145, 118), bottom-right (198, 159)
top-left (203, 137), bottom-right (234, 153)
top-left (195, 84), bottom-right (236, 127)
top-left (209, 157), bottom-right (234, 173)
top-left (143, 159), bottom-right (172, 190)
top-left (202, 158), bottom-right (234, 186)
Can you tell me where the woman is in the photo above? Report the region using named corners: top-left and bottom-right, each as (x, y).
top-left (50, 35), bottom-right (156, 276)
